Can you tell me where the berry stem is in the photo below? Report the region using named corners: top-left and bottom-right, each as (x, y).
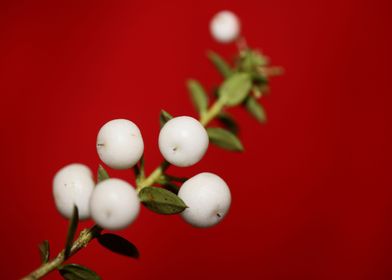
top-left (21, 225), bottom-right (102, 280)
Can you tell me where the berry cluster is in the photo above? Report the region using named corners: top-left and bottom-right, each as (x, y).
top-left (52, 10), bottom-right (244, 232)
top-left (54, 115), bottom-right (230, 230)
top-left (22, 10), bottom-right (281, 280)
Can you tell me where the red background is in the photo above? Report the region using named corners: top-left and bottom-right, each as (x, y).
top-left (1, 0), bottom-right (392, 279)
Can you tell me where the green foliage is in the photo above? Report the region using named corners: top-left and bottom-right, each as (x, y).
top-left (59, 264), bottom-right (101, 280)
top-left (64, 206), bottom-right (79, 260)
top-left (162, 183), bottom-right (180, 195)
top-left (207, 127), bottom-right (244, 151)
top-left (139, 187), bottom-right (187, 214)
top-left (97, 165), bottom-right (109, 183)
top-left (159, 110), bottom-right (173, 127)
top-left (245, 96), bottom-right (267, 123)
top-left (219, 73), bottom-right (252, 106)
top-left (217, 112), bottom-right (239, 135)
top-left (207, 51), bottom-right (233, 78)
top-left (187, 79), bottom-right (209, 115)
top-left (237, 49), bottom-right (268, 72)
top-left (38, 240), bottom-right (50, 264)
top-left (97, 233), bottom-right (139, 259)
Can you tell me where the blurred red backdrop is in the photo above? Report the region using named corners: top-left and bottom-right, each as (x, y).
top-left (1, 0), bottom-right (392, 279)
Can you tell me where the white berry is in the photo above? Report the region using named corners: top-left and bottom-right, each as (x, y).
top-left (210, 11), bottom-right (241, 43)
top-left (90, 178), bottom-right (140, 230)
top-left (96, 119), bottom-right (144, 170)
top-left (178, 172), bottom-right (231, 227)
top-left (53, 163), bottom-right (95, 220)
top-left (158, 116), bottom-right (209, 167)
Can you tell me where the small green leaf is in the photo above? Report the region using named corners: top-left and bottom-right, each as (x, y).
top-left (97, 165), bottom-right (109, 183)
top-left (64, 205), bottom-right (79, 260)
top-left (252, 73), bottom-right (268, 85)
top-left (219, 73), bottom-right (252, 107)
top-left (207, 127), bottom-right (244, 151)
top-left (160, 110), bottom-right (173, 128)
top-left (238, 49), bottom-right (268, 72)
top-left (59, 264), bottom-right (101, 280)
top-left (187, 79), bottom-right (208, 115)
top-left (245, 96), bottom-right (267, 123)
top-left (207, 51), bottom-right (233, 78)
top-left (139, 187), bottom-right (187, 214)
top-left (162, 183), bottom-right (180, 195)
top-left (217, 112), bottom-right (239, 135)
top-left (97, 233), bottom-right (139, 259)
top-left (38, 240), bottom-right (50, 264)
top-left (163, 174), bottom-right (188, 183)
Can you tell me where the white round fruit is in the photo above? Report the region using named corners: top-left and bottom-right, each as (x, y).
top-left (96, 119), bottom-right (144, 170)
top-left (158, 116), bottom-right (209, 167)
top-left (90, 178), bottom-right (140, 230)
top-left (178, 172), bottom-right (231, 227)
top-left (210, 10), bottom-right (241, 43)
top-left (53, 163), bottom-right (95, 220)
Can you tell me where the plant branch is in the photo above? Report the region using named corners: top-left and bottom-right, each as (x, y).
top-left (21, 226), bottom-right (102, 280)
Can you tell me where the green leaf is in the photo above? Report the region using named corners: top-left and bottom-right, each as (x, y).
top-left (64, 205), bottom-right (79, 260)
top-left (252, 73), bottom-right (268, 85)
top-left (160, 110), bottom-right (173, 128)
top-left (162, 183), bottom-right (180, 195)
top-left (238, 49), bottom-right (268, 72)
top-left (163, 173), bottom-right (188, 183)
top-left (59, 264), bottom-right (101, 280)
top-left (207, 51), bottom-right (233, 78)
top-left (207, 127), bottom-right (244, 151)
top-left (97, 165), bottom-right (109, 183)
top-left (97, 233), bottom-right (139, 259)
top-left (139, 187), bottom-right (187, 214)
top-left (38, 240), bottom-right (50, 264)
top-left (217, 112), bottom-right (239, 135)
top-left (219, 73), bottom-right (252, 107)
top-left (187, 79), bottom-right (208, 115)
top-left (245, 96), bottom-right (267, 123)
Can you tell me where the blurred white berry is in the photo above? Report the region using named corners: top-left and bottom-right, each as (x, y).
top-left (210, 10), bottom-right (241, 43)
top-left (178, 172), bottom-right (231, 227)
top-left (90, 178), bottom-right (140, 230)
top-left (158, 116), bottom-right (209, 167)
top-left (53, 163), bottom-right (95, 220)
top-left (96, 119), bottom-right (144, 170)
